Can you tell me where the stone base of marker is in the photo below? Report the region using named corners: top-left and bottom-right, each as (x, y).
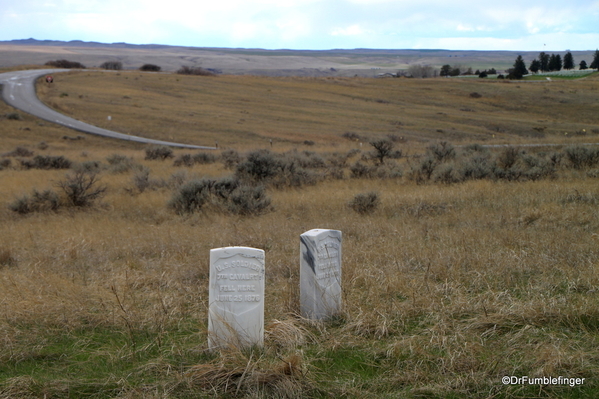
top-left (300, 229), bottom-right (342, 320)
top-left (208, 247), bottom-right (265, 350)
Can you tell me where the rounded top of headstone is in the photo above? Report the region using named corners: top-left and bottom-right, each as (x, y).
top-left (301, 229), bottom-right (342, 238)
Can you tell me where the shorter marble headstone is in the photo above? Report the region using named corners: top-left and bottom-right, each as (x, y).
top-left (208, 246), bottom-right (265, 349)
top-left (300, 229), bottom-right (342, 320)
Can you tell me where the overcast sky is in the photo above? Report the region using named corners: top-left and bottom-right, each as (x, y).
top-left (2, 0), bottom-right (598, 51)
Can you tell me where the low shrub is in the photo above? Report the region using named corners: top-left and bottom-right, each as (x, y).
top-left (74, 161), bottom-right (102, 174)
top-left (4, 146), bottom-right (34, 157)
top-left (173, 154), bottom-right (195, 167)
top-left (460, 155), bottom-right (492, 180)
top-left (5, 112), bottom-right (22, 121)
top-left (0, 159), bottom-right (11, 170)
top-left (106, 154), bottom-right (139, 174)
top-left (348, 192), bottom-right (380, 214)
top-left (235, 149), bottom-right (320, 187)
top-left (564, 145), bottom-right (599, 170)
top-left (433, 163), bottom-right (463, 184)
top-left (427, 141), bottom-right (455, 162)
top-left (236, 150), bottom-right (281, 182)
top-left (227, 185), bottom-right (272, 215)
top-left (145, 145), bottom-right (174, 161)
top-left (407, 156), bottom-right (438, 183)
top-left (169, 178), bottom-right (272, 216)
top-left (58, 172), bottom-right (106, 207)
top-left (177, 66), bottom-right (215, 76)
top-left (20, 155), bottom-right (72, 170)
top-left (132, 168), bottom-right (167, 193)
top-left (9, 189), bottom-right (60, 214)
top-left (221, 149), bottom-right (242, 169)
top-left (173, 152), bottom-right (218, 167)
top-left (341, 132), bottom-right (363, 141)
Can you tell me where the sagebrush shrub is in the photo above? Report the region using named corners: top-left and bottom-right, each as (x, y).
top-left (173, 154), bottom-right (195, 167)
top-left (0, 159), bottom-right (11, 170)
top-left (9, 189), bottom-right (61, 214)
top-left (58, 172), bottom-right (106, 207)
top-left (236, 150), bottom-right (281, 182)
top-left (169, 177), bottom-right (272, 216)
top-left (221, 149), bottom-right (241, 169)
top-left (169, 179), bottom-right (217, 214)
top-left (427, 141), bottom-right (455, 162)
top-left (20, 155), bottom-right (72, 170)
top-left (4, 147), bottom-right (33, 157)
top-left (433, 163), bottom-right (463, 184)
top-left (106, 154), bottom-right (138, 174)
top-left (348, 192), bottom-right (380, 214)
top-left (227, 185), bottom-right (272, 215)
top-left (460, 155), bottom-right (492, 180)
top-left (564, 145), bottom-right (599, 170)
top-left (145, 145), bottom-right (174, 161)
top-left (408, 156), bottom-right (438, 183)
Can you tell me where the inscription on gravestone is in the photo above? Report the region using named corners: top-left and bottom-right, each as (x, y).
top-left (208, 247), bottom-right (265, 349)
top-left (300, 229), bottom-right (342, 320)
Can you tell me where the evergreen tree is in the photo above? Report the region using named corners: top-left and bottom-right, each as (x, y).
top-left (548, 54), bottom-right (562, 71)
top-left (512, 55), bottom-right (528, 79)
top-left (563, 52), bottom-right (574, 70)
top-left (440, 64), bottom-right (451, 77)
top-left (580, 60), bottom-right (588, 70)
top-left (591, 50), bottom-right (599, 69)
top-left (529, 59), bottom-right (541, 74)
top-left (539, 52), bottom-right (550, 72)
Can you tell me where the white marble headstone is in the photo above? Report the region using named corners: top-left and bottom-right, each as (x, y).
top-left (208, 246), bottom-right (265, 349)
top-left (300, 229), bottom-right (342, 320)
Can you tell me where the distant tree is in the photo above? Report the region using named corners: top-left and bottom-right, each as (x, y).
top-left (511, 55), bottom-right (528, 79)
top-left (450, 67), bottom-right (461, 77)
top-left (407, 64), bottom-right (436, 78)
top-left (538, 52), bottom-right (550, 72)
top-left (44, 59), bottom-right (86, 69)
top-left (549, 54), bottom-right (562, 71)
top-left (440, 64), bottom-right (452, 77)
top-left (563, 52), bottom-right (574, 70)
top-left (478, 71), bottom-right (488, 78)
top-left (590, 50), bottom-right (599, 69)
top-left (529, 59), bottom-right (541, 74)
top-left (100, 61), bottom-right (122, 70)
top-left (177, 66), bottom-right (215, 76)
top-left (139, 64), bottom-right (161, 72)
top-left (580, 60), bottom-right (588, 70)
top-left (488, 68), bottom-right (497, 75)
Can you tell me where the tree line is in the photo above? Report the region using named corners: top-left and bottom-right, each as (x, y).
top-left (511, 50), bottom-right (599, 79)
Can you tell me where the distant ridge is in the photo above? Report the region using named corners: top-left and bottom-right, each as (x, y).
top-left (0, 38), bottom-right (533, 55)
top-left (2, 38), bottom-right (172, 50)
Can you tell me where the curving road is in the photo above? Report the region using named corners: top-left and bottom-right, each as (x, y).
top-left (0, 69), bottom-right (216, 149)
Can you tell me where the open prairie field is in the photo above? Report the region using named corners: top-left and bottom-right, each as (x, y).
top-left (1, 68), bottom-right (599, 398)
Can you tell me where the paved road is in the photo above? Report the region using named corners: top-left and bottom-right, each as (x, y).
top-left (0, 69), bottom-right (216, 149)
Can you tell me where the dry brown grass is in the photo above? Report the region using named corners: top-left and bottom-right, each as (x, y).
top-left (1, 70), bottom-right (599, 398)
top-left (33, 70), bottom-right (599, 151)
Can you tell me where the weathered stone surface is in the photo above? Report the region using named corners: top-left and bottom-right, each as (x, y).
top-left (208, 247), bottom-right (265, 349)
top-left (300, 229), bottom-right (342, 320)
